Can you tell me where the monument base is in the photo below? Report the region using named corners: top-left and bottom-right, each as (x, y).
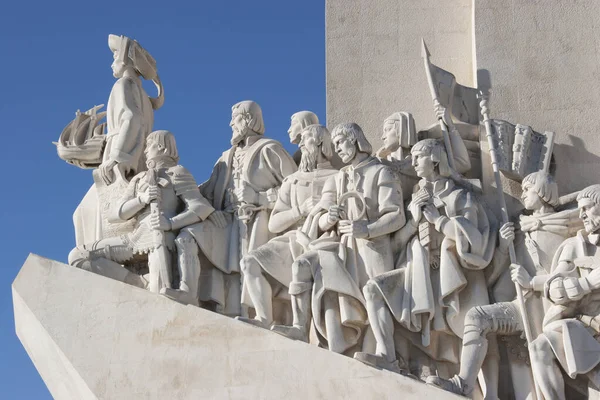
top-left (13, 254), bottom-right (461, 399)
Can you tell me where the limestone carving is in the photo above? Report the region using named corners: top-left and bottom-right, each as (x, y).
top-left (287, 111), bottom-right (319, 165)
top-left (355, 138), bottom-right (496, 379)
top-left (174, 101), bottom-right (297, 316)
top-left (527, 185), bottom-right (600, 400)
top-left (427, 171), bottom-right (582, 398)
top-left (68, 130), bottom-right (213, 297)
top-left (237, 124), bottom-right (338, 328)
top-left (272, 123), bottom-right (405, 354)
top-left (63, 34), bottom-right (164, 246)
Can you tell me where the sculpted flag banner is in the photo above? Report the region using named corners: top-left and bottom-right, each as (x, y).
top-left (423, 52), bottom-right (480, 125)
top-left (488, 120), bottom-right (555, 181)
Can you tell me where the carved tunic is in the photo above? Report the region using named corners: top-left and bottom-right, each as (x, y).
top-left (183, 136), bottom-right (297, 312)
top-left (105, 75), bottom-right (154, 176)
top-left (243, 163), bottom-right (338, 300)
top-left (118, 165), bottom-right (213, 254)
top-left (369, 178), bottom-right (496, 363)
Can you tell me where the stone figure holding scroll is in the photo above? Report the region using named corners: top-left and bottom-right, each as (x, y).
top-left (527, 184), bottom-right (600, 400)
top-left (355, 138), bottom-right (496, 378)
top-left (173, 101), bottom-right (297, 316)
top-left (68, 131), bottom-right (214, 296)
top-left (237, 124), bottom-right (338, 328)
top-left (428, 171), bottom-right (581, 398)
top-left (272, 123), bottom-right (405, 354)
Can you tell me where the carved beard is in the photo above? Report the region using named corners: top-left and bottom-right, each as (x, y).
top-left (299, 146), bottom-right (319, 172)
top-left (231, 125), bottom-right (249, 146)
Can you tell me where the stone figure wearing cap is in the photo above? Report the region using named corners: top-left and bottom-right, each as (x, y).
top-left (355, 138), bottom-right (495, 379)
top-left (68, 131), bottom-right (214, 299)
top-left (237, 124), bottom-right (338, 329)
top-left (272, 123), bottom-right (405, 355)
top-left (171, 101), bottom-right (297, 315)
top-left (100, 34), bottom-right (165, 185)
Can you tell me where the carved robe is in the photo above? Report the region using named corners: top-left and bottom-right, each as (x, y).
top-left (541, 232), bottom-right (600, 378)
top-left (243, 163), bottom-right (338, 305)
top-left (74, 75), bottom-right (155, 245)
top-left (370, 178), bottom-right (496, 363)
top-left (308, 157), bottom-right (405, 352)
top-left (185, 136), bottom-right (296, 315)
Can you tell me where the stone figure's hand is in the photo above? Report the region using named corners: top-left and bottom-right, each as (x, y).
top-left (499, 222), bottom-right (515, 252)
top-left (139, 185), bottom-right (160, 205)
top-left (422, 203), bottom-right (441, 224)
top-left (266, 188), bottom-right (278, 204)
top-left (408, 190), bottom-right (429, 222)
top-left (99, 159), bottom-right (118, 185)
top-left (150, 212), bottom-right (172, 231)
top-left (235, 183), bottom-right (258, 205)
top-left (548, 279), bottom-right (568, 305)
top-left (208, 210), bottom-right (229, 229)
top-left (510, 263), bottom-right (532, 289)
top-left (339, 220), bottom-right (369, 239)
top-left (327, 204), bottom-right (343, 225)
top-left (434, 100), bottom-right (451, 124)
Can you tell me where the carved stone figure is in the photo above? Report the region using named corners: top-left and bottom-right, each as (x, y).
top-left (68, 131), bottom-right (213, 296)
top-left (527, 184), bottom-right (600, 400)
top-left (355, 138), bottom-right (496, 378)
top-left (73, 34), bottom-right (164, 245)
top-left (272, 123), bottom-right (405, 354)
top-left (287, 111), bottom-right (319, 165)
top-left (174, 101), bottom-right (297, 316)
top-left (237, 124), bottom-right (338, 328)
top-left (428, 171), bottom-right (581, 398)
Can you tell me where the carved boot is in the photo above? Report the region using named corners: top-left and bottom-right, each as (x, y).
top-left (353, 353), bottom-right (414, 377)
top-left (161, 232), bottom-right (201, 306)
top-left (270, 325), bottom-right (308, 342)
top-left (271, 284), bottom-right (311, 342)
top-left (426, 375), bottom-right (467, 396)
top-left (235, 316), bottom-right (271, 329)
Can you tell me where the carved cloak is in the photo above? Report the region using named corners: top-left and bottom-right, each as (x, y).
top-left (370, 178), bottom-right (496, 362)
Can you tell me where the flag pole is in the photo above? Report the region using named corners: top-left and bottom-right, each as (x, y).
top-left (478, 90), bottom-right (543, 400)
top-left (421, 39), bottom-right (456, 171)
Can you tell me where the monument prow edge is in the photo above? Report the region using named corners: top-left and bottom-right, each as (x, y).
top-left (12, 254), bottom-right (462, 400)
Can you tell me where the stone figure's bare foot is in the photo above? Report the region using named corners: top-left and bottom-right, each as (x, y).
top-left (270, 325), bottom-right (308, 342)
top-left (160, 288), bottom-right (199, 307)
top-left (235, 316), bottom-right (271, 329)
top-left (426, 374), bottom-right (466, 395)
top-left (353, 352), bottom-right (414, 378)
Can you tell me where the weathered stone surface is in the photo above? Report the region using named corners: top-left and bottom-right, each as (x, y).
top-left (13, 254), bottom-right (460, 400)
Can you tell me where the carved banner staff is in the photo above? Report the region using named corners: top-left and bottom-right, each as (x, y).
top-left (478, 91), bottom-right (543, 400)
top-left (421, 39), bottom-right (481, 174)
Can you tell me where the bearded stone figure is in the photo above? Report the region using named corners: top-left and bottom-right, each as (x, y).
top-left (272, 123), bottom-right (405, 355)
top-left (237, 124), bottom-right (338, 328)
top-left (169, 101), bottom-right (297, 315)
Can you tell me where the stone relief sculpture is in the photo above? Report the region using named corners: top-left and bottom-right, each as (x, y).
top-left (237, 124), bottom-right (338, 328)
top-left (287, 111), bottom-right (319, 165)
top-left (428, 171), bottom-right (582, 398)
top-left (173, 101), bottom-right (297, 316)
top-left (59, 34), bottom-right (165, 246)
top-left (526, 185), bottom-right (600, 400)
top-left (68, 130), bottom-right (213, 295)
top-left (54, 36), bottom-right (600, 400)
top-left (271, 123), bottom-right (405, 354)
top-left (355, 138), bottom-right (496, 379)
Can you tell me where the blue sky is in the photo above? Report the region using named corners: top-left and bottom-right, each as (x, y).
top-left (0, 1), bottom-right (325, 397)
